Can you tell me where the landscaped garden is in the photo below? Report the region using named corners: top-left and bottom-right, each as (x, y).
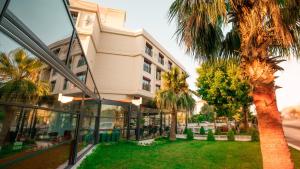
top-left (78, 139), bottom-right (300, 169)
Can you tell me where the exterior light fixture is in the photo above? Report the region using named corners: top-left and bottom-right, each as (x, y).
top-left (131, 97), bottom-right (142, 106)
top-left (58, 93), bottom-right (74, 103)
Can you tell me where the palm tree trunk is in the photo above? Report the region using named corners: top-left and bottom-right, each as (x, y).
top-left (170, 110), bottom-right (177, 141)
top-left (0, 110), bottom-right (16, 146)
top-left (253, 84), bottom-right (294, 169)
top-left (242, 105), bottom-right (249, 131)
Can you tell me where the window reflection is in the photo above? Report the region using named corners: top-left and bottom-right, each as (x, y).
top-left (0, 105), bottom-right (76, 165)
top-left (99, 104), bottom-right (127, 137)
top-left (8, 0), bottom-right (74, 61)
top-left (0, 30), bottom-right (97, 167)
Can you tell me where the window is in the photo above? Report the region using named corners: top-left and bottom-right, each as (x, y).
top-left (156, 69), bottom-right (162, 80)
top-left (67, 57), bottom-right (73, 69)
top-left (76, 72), bottom-right (86, 82)
top-left (156, 85), bottom-right (161, 91)
top-left (145, 43), bottom-right (153, 56)
top-left (143, 59), bottom-right (151, 74)
top-left (168, 61), bottom-right (173, 70)
top-left (50, 80), bottom-right (56, 92)
top-left (63, 79), bottom-right (68, 90)
top-left (52, 69), bottom-right (57, 76)
top-left (71, 11), bottom-right (78, 24)
top-left (158, 53), bottom-right (164, 65)
top-left (52, 48), bottom-right (61, 55)
top-left (77, 56), bottom-right (86, 67)
top-left (142, 77), bottom-right (151, 91)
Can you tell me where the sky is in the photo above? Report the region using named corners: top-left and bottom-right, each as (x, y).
top-left (89, 0), bottom-right (300, 111)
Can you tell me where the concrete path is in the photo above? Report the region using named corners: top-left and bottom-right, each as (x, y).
top-left (283, 119), bottom-right (300, 150)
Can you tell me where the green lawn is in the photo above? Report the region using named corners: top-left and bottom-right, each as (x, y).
top-left (78, 140), bottom-right (300, 169)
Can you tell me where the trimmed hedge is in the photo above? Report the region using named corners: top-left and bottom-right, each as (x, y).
top-left (227, 130), bottom-right (235, 141)
top-left (199, 126), bottom-right (205, 135)
top-left (207, 129), bottom-right (215, 141)
top-left (99, 129), bottom-right (121, 143)
top-left (186, 129), bottom-right (194, 140)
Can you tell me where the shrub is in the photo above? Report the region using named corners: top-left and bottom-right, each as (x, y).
top-left (207, 129), bottom-right (215, 141)
top-left (214, 128), bottom-right (221, 135)
top-left (186, 129), bottom-right (194, 140)
top-left (227, 130), bottom-right (235, 141)
top-left (183, 127), bottom-right (188, 134)
top-left (251, 128), bottom-right (259, 142)
top-left (199, 126), bottom-right (205, 135)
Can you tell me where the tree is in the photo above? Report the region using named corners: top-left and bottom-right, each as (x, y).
top-left (169, 1), bottom-right (299, 168)
top-left (0, 48), bottom-right (50, 145)
top-left (199, 103), bottom-right (216, 128)
top-left (196, 59), bottom-right (252, 130)
top-left (155, 67), bottom-right (195, 141)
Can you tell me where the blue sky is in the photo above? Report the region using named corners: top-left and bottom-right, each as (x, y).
top-left (88, 0), bottom-right (300, 111)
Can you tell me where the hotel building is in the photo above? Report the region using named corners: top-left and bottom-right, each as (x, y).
top-left (69, 0), bottom-right (187, 102)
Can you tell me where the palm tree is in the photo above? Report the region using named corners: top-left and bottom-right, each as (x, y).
top-left (155, 67), bottom-right (195, 141)
top-left (0, 48), bottom-right (50, 145)
top-left (169, 1), bottom-right (299, 168)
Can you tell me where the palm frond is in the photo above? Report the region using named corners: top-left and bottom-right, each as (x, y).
top-left (0, 48), bottom-right (50, 103)
top-left (168, 0), bottom-right (226, 59)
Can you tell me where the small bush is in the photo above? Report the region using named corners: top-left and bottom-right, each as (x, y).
top-left (186, 129), bottom-right (194, 140)
top-left (251, 128), bottom-right (259, 142)
top-left (183, 127), bottom-right (188, 134)
top-left (207, 129), bottom-right (215, 141)
top-left (227, 130), bottom-right (235, 141)
top-left (214, 128), bottom-right (221, 135)
top-left (199, 126), bottom-right (205, 135)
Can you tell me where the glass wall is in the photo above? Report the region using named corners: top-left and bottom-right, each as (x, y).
top-left (99, 102), bottom-right (129, 142)
top-left (8, 0), bottom-right (74, 61)
top-left (0, 0), bottom-right (100, 168)
top-left (140, 107), bottom-right (161, 140)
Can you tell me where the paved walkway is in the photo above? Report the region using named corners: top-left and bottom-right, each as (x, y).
top-left (283, 119), bottom-right (300, 150)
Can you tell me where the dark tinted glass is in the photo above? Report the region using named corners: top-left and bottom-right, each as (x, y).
top-left (8, 0), bottom-right (74, 60)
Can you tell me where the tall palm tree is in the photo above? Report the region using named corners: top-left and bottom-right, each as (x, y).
top-left (0, 48), bottom-right (50, 145)
top-left (155, 67), bottom-right (195, 141)
top-left (169, 1), bottom-right (299, 168)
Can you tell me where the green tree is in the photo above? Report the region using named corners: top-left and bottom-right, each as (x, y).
top-left (155, 67), bottom-right (195, 141)
top-left (196, 59), bottom-right (252, 129)
top-left (0, 48), bottom-right (50, 145)
top-left (169, 1), bottom-right (299, 167)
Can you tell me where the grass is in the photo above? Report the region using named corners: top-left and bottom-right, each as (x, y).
top-left (79, 140), bottom-right (264, 169)
top-left (291, 148), bottom-right (300, 169)
top-left (79, 139), bottom-right (300, 169)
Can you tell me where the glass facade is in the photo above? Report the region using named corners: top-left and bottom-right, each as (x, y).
top-left (0, 0), bottom-right (100, 168)
top-left (0, 0), bottom-right (179, 168)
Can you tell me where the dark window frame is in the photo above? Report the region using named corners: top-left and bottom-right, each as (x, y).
top-left (156, 68), bottom-right (162, 80)
top-left (70, 11), bottom-right (78, 24)
top-left (77, 55), bottom-right (87, 67)
top-left (168, 61), bottom-right (172, 70)
top-left (143, 59), bottom-right (151, 74)
top-left (158, 53), bottom-right (164, 65)
top-left (50, 80), bottom-right (56, 92)
top-left (156, 85), bottom-right (161, 91)
top-left (63, 78), bottom-right (68, 90)
top-left (142, 77), bottom-right (151, 91)
top-left (145, 42), bottom-right (153, 56)
top-left (76, 71), bottom-right (87, 82)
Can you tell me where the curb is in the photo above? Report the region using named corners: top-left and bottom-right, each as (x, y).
top-left (288, 143), bottom-right (300, 151)
top-left (71, 146), bottom-right (96, 169)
